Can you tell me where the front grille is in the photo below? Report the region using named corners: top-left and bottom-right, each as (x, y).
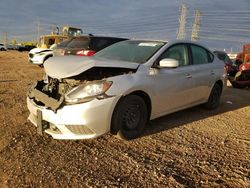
top-left (65, 125), bottom-right (95, 135)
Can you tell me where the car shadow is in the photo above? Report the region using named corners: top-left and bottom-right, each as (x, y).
top-left (142, 85), bottom-right (250, 138)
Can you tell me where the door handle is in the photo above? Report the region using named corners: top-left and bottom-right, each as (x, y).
top-left (186, 74), bottom-right (192, 79)
top-left (210, 71), bottom-right (215, 75)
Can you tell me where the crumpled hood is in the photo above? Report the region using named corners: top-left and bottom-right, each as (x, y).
top-left (29, 47), bottom-right (52, 54)
top-left (44, 56), bottom-right (139, 79)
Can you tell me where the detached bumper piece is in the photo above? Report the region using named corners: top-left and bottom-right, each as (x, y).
top-left (228, 70), bottom-right (250, 88)
top-left (28, 81), bottom-right (64, 111)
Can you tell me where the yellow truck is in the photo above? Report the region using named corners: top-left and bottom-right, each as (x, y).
top-left (29, 26), bottom-right (82, 66)
top-left (38, 26), bottom-right (83, 49)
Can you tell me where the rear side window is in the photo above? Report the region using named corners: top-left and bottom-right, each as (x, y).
top-left (57, 39), bottom-right (73, 48)
top-left (90, 37), bottom-right (127, 52)
top-left (191, 45), bottom-right (213, 65)
top-left (217, 53), bottom-right (226, 61)
top-left (90, 38), bottom-right (110, 51)
top-left (67, 37), bottom-right (90, 48)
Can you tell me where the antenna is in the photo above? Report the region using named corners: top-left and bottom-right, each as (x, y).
top-left (37, 20), bottom-right (41, 43)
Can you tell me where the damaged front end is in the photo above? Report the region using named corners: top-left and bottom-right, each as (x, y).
top-left (28, 67), bottom-right (136, 111)
top-left (28, 78), bottom-right (71, 111)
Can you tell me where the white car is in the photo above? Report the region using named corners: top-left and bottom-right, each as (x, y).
top-left (28, 47), bottom-right (54, 66)
top-left (27, 40), bottom-right (226, 140)
top-left (0, 43), bottom-right (7, 51)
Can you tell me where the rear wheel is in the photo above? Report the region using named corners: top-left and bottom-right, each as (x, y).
top-left (204, 83), bottom-right (222, 110)
top-left (111, 95), bottom-right (148, 140)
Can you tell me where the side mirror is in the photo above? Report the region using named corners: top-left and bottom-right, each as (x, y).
top-left (159, 58), bottom-right (179, 68)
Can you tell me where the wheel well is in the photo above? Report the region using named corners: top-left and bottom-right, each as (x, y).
top-left (129, 91), bottom-right (152, 120)
top-left (110, 91), bottom-right (152, 135)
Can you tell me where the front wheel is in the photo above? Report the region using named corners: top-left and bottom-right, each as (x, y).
top-left (204, 83), bottom-right (222, 110)
top-left (111, 95), bottom-right (148, 140)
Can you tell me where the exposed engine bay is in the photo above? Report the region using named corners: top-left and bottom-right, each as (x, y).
top-left (28, 67), bottom-right (136, 111)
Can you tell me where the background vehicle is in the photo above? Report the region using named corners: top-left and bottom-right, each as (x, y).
top-left (28, 47), bottom-right (54, 66)
top-left (29, 35), bottom-right (68, 66)
top-left (27, 40), bottom-right (225, 140)
top-left (228, 44), bottom-right (250, 88)
top-left (53, 35), bottom-right (128, 56)
top-left (29, 26), bottom-right (83, 66)
top-left (37, 35), bottom-right (68, 49)
top-left (17, 45), bottom-right (36, 52)
top-left (213, 51), bottom-right (234, 76)
top-left (0, 43), bottom-right (7, 51)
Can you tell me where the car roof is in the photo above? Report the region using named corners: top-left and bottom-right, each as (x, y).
top-left (72, 35), bottom-right (128, 40)
top-left (127, 39), bottom-right (211, 50)
top-left (213, 51), bottom-right (228, 54)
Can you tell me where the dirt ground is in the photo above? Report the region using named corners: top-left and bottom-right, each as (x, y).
top-left (0, 51), bottom-right (249, 188)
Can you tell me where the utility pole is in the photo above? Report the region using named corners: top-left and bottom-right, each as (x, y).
top-left (191, 9), bottom-right (201, 41)
top-left (4, 32), bottom-right (8, 46)
top-left (37, 20), bottom-right (41, 43)
top-left (177, 3), bottom-right (188, 40)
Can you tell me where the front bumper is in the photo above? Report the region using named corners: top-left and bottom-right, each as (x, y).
top-left (27, 95), bottom-right (120, 139)
top-left (28, 54), bottom-right (44, 65)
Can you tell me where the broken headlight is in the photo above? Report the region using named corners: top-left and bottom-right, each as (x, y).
top-left (65, 81), bottom-right (112, 104)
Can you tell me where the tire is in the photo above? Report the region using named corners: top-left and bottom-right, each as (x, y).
top-left (111, 95), bottom-right (148, 140)
top-left (204, 83), bottom-right (222, 110)
top-left (231, 71), bottom-right (246, 89)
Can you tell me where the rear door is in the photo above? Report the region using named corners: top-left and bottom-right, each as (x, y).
top-left (188, 44), bottom-right (216, 102)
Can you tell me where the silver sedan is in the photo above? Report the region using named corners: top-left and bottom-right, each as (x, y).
top-left (27, 40), bottom-right (226, 140)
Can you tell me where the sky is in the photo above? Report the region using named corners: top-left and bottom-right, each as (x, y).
top-left (0, 0), bottom-right (250, 52)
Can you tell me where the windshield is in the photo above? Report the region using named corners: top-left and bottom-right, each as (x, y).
top-left (94, 40), bottom-right (166, 64)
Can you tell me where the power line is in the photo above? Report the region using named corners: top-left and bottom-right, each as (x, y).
top-left (200, 36), bottom-right (248, 43)
top-left (203, 10), bottom-right (250, 13)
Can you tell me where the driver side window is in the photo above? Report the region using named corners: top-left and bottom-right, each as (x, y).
top-left (159, 44), bottom-right (189, 66)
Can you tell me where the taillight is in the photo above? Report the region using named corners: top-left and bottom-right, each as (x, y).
top-left (76, 50), bottom-right (96, 56)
